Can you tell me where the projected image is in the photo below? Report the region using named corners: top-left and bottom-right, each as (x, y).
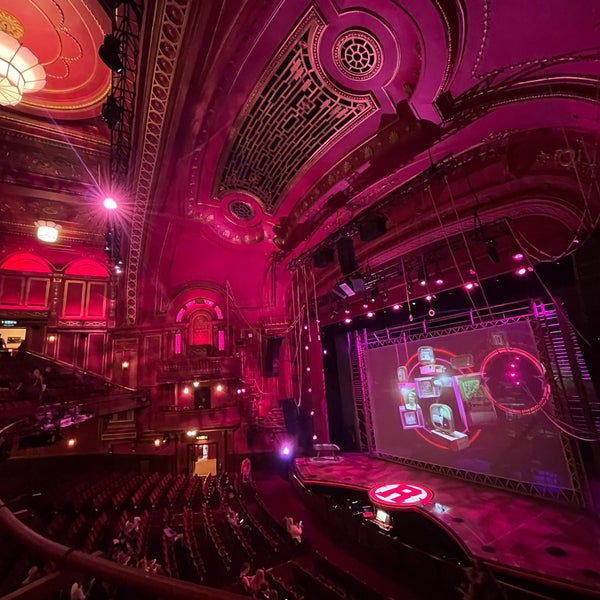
top-left (364, 322), bottom-right (573, 488)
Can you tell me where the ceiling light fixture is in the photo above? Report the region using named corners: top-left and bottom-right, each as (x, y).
top-left (0, 27), bottom-right (46, 106)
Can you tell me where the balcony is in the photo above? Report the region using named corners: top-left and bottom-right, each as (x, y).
top-left (155, 405), bottom-right (241, 431)
top-left (158, 355), bottom-right (241, 381)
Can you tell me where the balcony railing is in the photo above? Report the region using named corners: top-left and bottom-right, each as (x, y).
top-left (156, 405), bottom-right (241, 430)
top-left (158, 355), bottom-right (241, 381)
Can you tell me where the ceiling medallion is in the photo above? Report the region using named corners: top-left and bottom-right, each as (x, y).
top-left (0, 11), bottom-right (46, 106)
top-left (333, 29), bottom-right (383, 81)
top-left (228, 199), bottom-right (255, 221)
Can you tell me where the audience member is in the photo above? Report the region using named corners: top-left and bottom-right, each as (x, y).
top-left (283, 516), bottom-right (303, 544)
top-left (70, 581), bottom-right (86, 600)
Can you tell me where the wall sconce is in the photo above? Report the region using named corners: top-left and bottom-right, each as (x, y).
top-left (67, 438), bottom-right (76, 448)
top-left (121, 360), bottom-right (129, 369)
top-left (215, 384), bottom-right (223, 392)
top-left (192, 380), bottom-right (200, 388)
top-left (153, 438), bottom-right (161, 447)
top-left (48, 335), bottom-right (56, 342)
top-left (35, 220), bottom-right (62, 243)
top-left (183, 386), bottom-right (190, 395)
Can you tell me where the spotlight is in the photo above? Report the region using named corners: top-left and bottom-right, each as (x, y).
top-left (280, 444), bottom-right (293, 458)
top-left (516, 267), bottom-right (527, 275)
top-left (435, 276), bottom-right (444, 286)
top-left (486, 240), bottom-right (500, 264)
top-left (464, 282), bottom-right (479, 291)
top-left (99, 34), bottom-right (123, 73)
top-left (310, 410), bottom-right (315, 416)
top-left (417, 268), bottom-right (427, 286)
top-left (344, 317), bottom-right (352, 324)
top-left (344, 308), bottom-right (350, 314)
top-left (101, 95), bottom-right (122, 130)
top-left (512, 246), bottom-right (524, 261)
top-left (104, 197), bottom-right (118, 210)
top-left (304, 345), bottom-right (309, 350)
top-left (366, 311), bottom-right (375, 318)
top-left (312, 434), bottom-right (318, 440)
top-left (307, 387), bottom-right (312, 392)
top-left (323, 349), bottom-right (328, 355)
top-left (392, 303), bottom-right (401, 311)
top-left (362, 302), bottom-right (369, 309)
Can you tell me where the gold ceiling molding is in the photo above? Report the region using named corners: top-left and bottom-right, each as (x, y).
top-left (0, 9), bottom-right (25, 41)
top-left (125, 0), bottom-right (193, 325)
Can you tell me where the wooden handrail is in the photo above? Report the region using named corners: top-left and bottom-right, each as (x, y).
top-left (0, 501), bottom-right (247, 600)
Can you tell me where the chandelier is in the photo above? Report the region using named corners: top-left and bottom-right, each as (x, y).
top-left (0, 13), bottom-right (46, 106)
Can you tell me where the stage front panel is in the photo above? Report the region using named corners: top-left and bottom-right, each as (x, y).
top-left (363, 321), bottom-right (573, 489)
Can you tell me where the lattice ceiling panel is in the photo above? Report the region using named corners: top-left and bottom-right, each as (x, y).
top-left (215, 11), bottom-right (377, 215)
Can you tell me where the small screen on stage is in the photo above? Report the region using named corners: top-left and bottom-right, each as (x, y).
top-left (363, 321), bottom-right (574, 489)
top-left (375, 509), bottom-right (390, 524)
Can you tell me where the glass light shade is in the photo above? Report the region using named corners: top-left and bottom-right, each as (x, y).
top-left (36, 221), bottom-right (61, 243)
top-left (0, 31), bottom-right (46, 106)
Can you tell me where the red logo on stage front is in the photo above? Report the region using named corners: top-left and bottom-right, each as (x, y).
top-left (369, 483), bottom-right (434, 508)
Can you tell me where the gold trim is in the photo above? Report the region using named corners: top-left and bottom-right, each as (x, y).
top-left (0, 9), bottom-right (25, 41)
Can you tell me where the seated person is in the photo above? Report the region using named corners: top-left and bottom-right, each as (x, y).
top-left (239, 562), bottom-right (252, 592)
top-left (283, 516), bottom-right (303, 544)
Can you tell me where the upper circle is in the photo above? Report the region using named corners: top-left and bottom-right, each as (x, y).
top-left (333, 29), bottom-right (383, 81)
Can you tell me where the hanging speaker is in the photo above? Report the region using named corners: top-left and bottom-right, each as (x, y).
top-left (359, 214), bottom-right (387, 241)
top-left (313, 247), bottom-right (335, 268)
top-left (336, 237), bottom-right (358, 275)
top-left (262, 336), bottom-right (283, 377)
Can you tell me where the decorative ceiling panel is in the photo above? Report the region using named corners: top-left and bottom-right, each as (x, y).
top-left (215, 9), bottom-right (377, 215)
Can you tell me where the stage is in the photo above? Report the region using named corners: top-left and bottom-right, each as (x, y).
top-left (294, 453), bottom-right (600, 593)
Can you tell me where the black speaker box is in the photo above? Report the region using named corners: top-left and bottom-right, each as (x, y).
top-left (359, 214), bottom-right (387, 241)
top-left (262, 336), bottom-right (283, 377)
top-left (336, 237), bottom-right (358, 275)
top-left (281, 398), bottom-right (299, 435)
top-left (313, 247), bottom-right (335, 268)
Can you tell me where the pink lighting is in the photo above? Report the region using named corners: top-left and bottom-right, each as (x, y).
top-left (103, 197), bottom-right (117, 210)
top-left (280, 444), bottom-right (292, 457)
top-left (392, 304), bottom-right (401, 311)
top-left (304, 345), bottom-right (309, 350)
top-left (218, 329), bottom-right (225, 351)
top-left (516, 267), bottom-right (527, 275)
top-left (310, 410), bottom-right (315, 416)
top-left (512, 251), bottom-right (524, 261)
top-left (307, 387), bottom-right (312, 392)
top-left (367, 311), bottom-right (375, 318)
top-left (435, 277), bottom-right (444, 286)
top-left (312, 434), bottom-right (317, 440)
top-left (215, 384), bottom-right (223, 392)
top-left (306, 367), bottom-right (311, 372)
top-left (344, 317), bottom-right (352, 324)
top-left (344, 308), bottom-right (350, 314)
top-left (464, 282), bottom-right (478, 291)
top-left (183, 386), bottom-right (190, 395)
top-left (362, 302), bottom-right (369, 309)
top-left (175, 332), bottom-right (182, 354)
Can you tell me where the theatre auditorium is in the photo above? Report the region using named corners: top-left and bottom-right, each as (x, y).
top-left (0, 1), bottom-right (599, 599)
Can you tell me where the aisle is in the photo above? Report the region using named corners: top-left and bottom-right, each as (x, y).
top-left (254, 472), bottom-right (432, 600)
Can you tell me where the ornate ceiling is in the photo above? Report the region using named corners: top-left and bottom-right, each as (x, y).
top-left (0, 0), bottom-right (599, 325)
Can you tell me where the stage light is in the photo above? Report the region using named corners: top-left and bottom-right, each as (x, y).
top-left (101, 95), bottom-right (122, 130)
top-left (425, 295), bottom-right (433, 301)
top-left (464, 282), bottom-right (478, 291)
top-left (312, 434), bottom-right (318, 440)
top-left (280, 444), bottom-right (292, 458)
top-left (104, 197), bottom-right (118, 210)
top-left (323, 349), bottom-right (328, 355)
top-left (215, 384), bottom-right (223, 392)
top-left (67, 438), bottom-right (76, 447)
top-left (392, 304), bottom-right (401, 311)
top-left (367, 311), bottom-right (375, 318)
top-left (99, 34), bottom-right (123, 73)
top-left (193, 380), bottom-right (200, 388)
top-left (310, 410), bottom-right (315, 416)
top-left (516, 267), bottom-right (527, 276)
top-left (344, 317), bottom-right (352, 324)
top-left (186, 430), bottom-right (197, 437)
top-left (154, 438), bottom-right (161, 447)
top-left (435, 276), bottom-right (444, 286)
top-left (344, 308), bottom-right (350, 314)
top-left (512, 247), bottom-right (524, 261)
top-left (236, 388), bottom-right (242, 394)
